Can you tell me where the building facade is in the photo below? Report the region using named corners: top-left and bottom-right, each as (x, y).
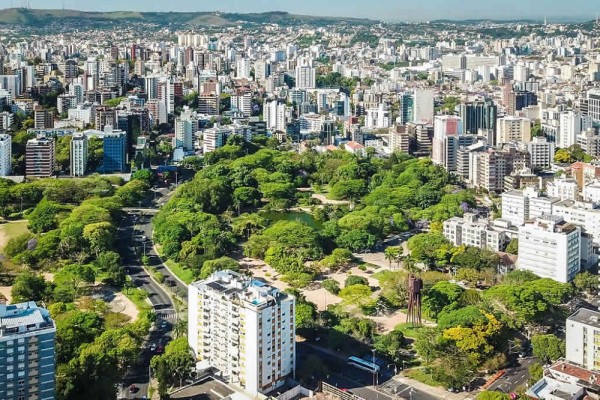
top-left (25, 138), bottom-right (55, 178)
top-left (0, 133), bottom-right (11, 176)
top-left (566, 308), bottom-right (600, 371)
top-left (188, 270), bottom-right (296, 396)
top-left (70, 133), bottom-right (88, 176)
top-left (0, 302), bottom-right (56, 400)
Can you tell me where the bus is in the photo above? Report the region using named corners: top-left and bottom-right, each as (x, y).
top-left (347, 356), bottom-right (380, 373)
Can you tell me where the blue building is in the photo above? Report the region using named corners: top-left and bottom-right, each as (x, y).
top-left (101, 127), bottom-right (127, 173)
top-left (0, 302), bottom-right (56, 400)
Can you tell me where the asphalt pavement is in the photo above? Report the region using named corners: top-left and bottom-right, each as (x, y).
top-left (486, 357), bottom-right (537, 394)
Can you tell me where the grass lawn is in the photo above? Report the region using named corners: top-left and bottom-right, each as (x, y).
top-left (0, 220), bottom-right (30, 251)
top-left (164, 259), bottom-right (195, 285)
top-left (394, 322), bottom-right (432, 338)
top-left (404, 368), bottom-right (443, 387)
top-left (123, 286), bottom-right (152, 312)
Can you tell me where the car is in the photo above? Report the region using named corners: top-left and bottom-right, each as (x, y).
top-left (149, 343), bottom-right (157, 352)
top-left (129, 384), bottom-right (139, 393)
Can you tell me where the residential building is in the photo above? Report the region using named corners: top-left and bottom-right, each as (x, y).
top-left (413, 88), bottom-right (434, 123)
top-left (34, 108), bottom-right (54, 130)
top-left (174, 108), bottom-right (197, 152)
top-left (553, 200), bottom-right (600, 245)
top-left (388, 125), bottom-right (411, 153)
top-left (517, 215), bottom-right (580, 283)
top-left (559, 111), bottom-right (593, 149)
top-left (188, 270), bottom-right (295, 396)
top-left (0, 301), bottom-right (56, 400)
top-left (365, 104), bottom-right (391, 129)
top-left (0, 133), bottom-right (11, 176)
top-left (70, 133), bottom-right (88, 176)
top-left (501, 186), bottom-right (559, 226)
top-left (432, 115), bottom-right (472, 172)
top-left (198, 94), bottom-right (219, 116)
top-left (203, 127), bottom-right (230, 153)
top-left (101, 127), bottom-right (127, 173)
top-left (577, 128), bottom-right (600, 158)
top-left (25, 137), bottom-right (55, 178)
top-left (547, 178), bottom-right (579, 201)
top-left (566, 308), bottom-right (600, 371)
top-left (295, 65), bottom-right (315, 89)
top-left (231, 92), bottom-right (252, 117)
top-left (443, 213), bottom-right (513, 252)
top-left (496, 116), bottom-right (531, 144)
top-left (264, 100), bottom-right (287, 132)
top-left (519, 137), bottom-right (555, 169)
top-left (470, 146), bottom-right (530, 193)
top-left (584, 180), bottom-right (600, 203)
top-left (585, 88), bottom-right (600, 122)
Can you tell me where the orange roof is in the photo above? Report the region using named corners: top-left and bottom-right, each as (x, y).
top-left (345, 141), bottom-right (365, 150)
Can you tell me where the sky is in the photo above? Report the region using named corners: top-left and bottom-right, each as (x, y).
top-left (12, 0), bottom-right (600, 21)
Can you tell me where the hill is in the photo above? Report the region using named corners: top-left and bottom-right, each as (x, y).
top-left (0, 8), bottom-right (374, 26)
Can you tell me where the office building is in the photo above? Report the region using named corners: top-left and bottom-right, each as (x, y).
top-left (398, 92), bottom-right (414, 124)
top-left (413, 88), bottom-right (434, 123)
top-left (25, 138), bottom-right (55, 178)
top-left (0, 133), bottom-right (11, 176)
top-left (0, 301), bottom-right (56, 400)
top-left (101, 127), bottom-right (127, 173)
top-left (566, 308), bottom-right (600, 371)
top-left (443, 213), bottom-right (512, 252)
top-left (188, 270), bottom-right (296, 396)
top-left (517, 215), bottom-right (580, 283)
top-left (501, 187), bottom-right (560, 226)
top-left (496, 116), bottom-right (532, 144)
top-left (70, 133), bottom-right (88, 177)
top-left (458, 100), bottom-right (497, 136)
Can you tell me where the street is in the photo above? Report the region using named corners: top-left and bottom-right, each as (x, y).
top-left (486, 357), bottom-right (537, 394)
top-left (116, 187), bottom-right (183, 399)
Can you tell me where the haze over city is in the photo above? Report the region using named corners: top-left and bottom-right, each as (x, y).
top-left (11, 0), bottom-right (600, 21)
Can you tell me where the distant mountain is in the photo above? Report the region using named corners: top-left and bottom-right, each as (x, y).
top-left (429, 19), bottom-right (540, 25)
top-left (0, 8), bottom-right (375, 26)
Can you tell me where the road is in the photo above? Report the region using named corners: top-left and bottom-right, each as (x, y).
top-left (116, 187), bottom-right (182, 399)
top-left (298, 342), bottom-right (437, 400)
top-left (486, 357), bottom-right (537, 394)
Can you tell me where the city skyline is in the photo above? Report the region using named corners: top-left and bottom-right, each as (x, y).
top-left (7, 0), bottom-right (599, 22)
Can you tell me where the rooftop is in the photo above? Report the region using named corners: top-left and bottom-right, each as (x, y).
top-left (568, 308), bottom-right (600, 329)
top-left (0, 301), bottom-right (55, 338)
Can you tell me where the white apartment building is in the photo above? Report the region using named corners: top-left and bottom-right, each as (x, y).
top-left (295, 65), bottom-right (316, 89)
top-left (413, 88), bottom-right (434, 123)
top-left (431, 115), bottom-right (467, 172)
top-left (0, 133), bottom-right (11, 176)
top-left (584, 180), bottom-right (600, 203)
top-left (496, 116), bottom-right (532, 144)
top-left (566, 308), bottom-right (600, 371)
top-left (70, 133), bottom-right (88, 177)
top-left (577, 128), bottom-right (600, 158)
top-left (67, 104), bottom-right (95, 125)
top-left (517, 215), bottom-right (581, 283)
top-left (553, 200), bottom-right (600, 244)
top-left (231, 92), bottom-right (252, 117)
top-left (365, 104), bottom-right (391, 129)
top-left (443, 213), bottom-right (512, 251)
top-left (547, 178), bottom-right (579, 201)
top-left (501, 186), bottom-right (560, 226)
top-left (175, 117), bottom-right (194, 152)
top-left (519, 137), bottom-right (555, 168)
top-left (203, 127), bottom-right (230, 153)
top-left (188, 270), bottom-right (295, 396)
top-left (559, 111), bottom-right (593, 149)
top-left (264, 100), bottom-right (287, 132)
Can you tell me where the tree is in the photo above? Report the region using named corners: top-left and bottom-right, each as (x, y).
top-left (233, 186), bottom-right (262, 212)
top-left (11, 273), bottom-right (49, 303)
top-left (476, 392), bottom-right (510, 400)
top-left (199, 257), bottom-right (240, 279)
top-left (574, 271), bottom-right (599, 294)
top-left (96, 251), bottom-right (125, 287)
top-left (407, 233), bottom-right (452, 268)
top-left (338, 284), bottom-right (373, 306)
top-left (131, 169), bottom-right (154, 185)
top-left (322, 279), bottom-right (340, 295)
top-left (151, 337), bottom-right (194, 391)
top-left (83, 222), bottom-right (116, 257)
top-left (505, 238), bottom-right (518, 255)
top-left (345, 275), bottom-right (369, 287)
top-left (54, 264), bottom-right (96, 299)
top-left (423, 281), bottom-right (464, 318)
top-left (373, 329), bottom-right (405, 361)
top-left (531, 334), bottom-right (565, 363)
top-left (28, 197), bottom-right (67, 233)
top-left (296, 301), bottom-right (317, 328)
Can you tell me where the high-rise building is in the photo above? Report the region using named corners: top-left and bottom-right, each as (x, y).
top-left (520, 137), bottom-right (555, 169)
top-left (470, 147), bottom-right (530, 193)
top-left (231, 92), bottom-right (253, 117)
top-left (0, 133), bottom-right (11, 176)
top-left (264, 100), bottom-right (287, 132)
top-left (413, 88), bottom-right (434, 123)
top-left (518, 215), bottom-right (581, 283)
top-left (399, 92), bottom-right (414, 124)
top-left (70, 133), bottom-right (88, 177)
top-left (559, 111), bottom-right (593, 149)
top-left (188, 270), bottom-right (296, 395)
top-left (432, 115), bottom-right (471, 172)
top-left (0, 302), bottom-right (56, 400)
top-left (203, 127), bottom-right (230, 153)
top-left (174, 108), bottom-right (197, 152)
top-left (34, 108), bottom-right (54, 130)
top-left (585, 88), bottom-right (600, 122)
top-left (496, 116), bottom-right (532, 144)
top-left (443, 213), bottom-right (511, 252)
top-left (101, 127), bottom-right (127, 173)
top-left (294, 65), bottom-right (316, 89)
top-left (25, 137), bottom-right (55, 178)
top-left (458, 100), bottom-right (497, 136)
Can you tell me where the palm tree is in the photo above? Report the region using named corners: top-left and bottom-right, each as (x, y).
top-left (173, 318), bottom-right (187, 339)
top-left (384, 247), bottom-right (398, 269)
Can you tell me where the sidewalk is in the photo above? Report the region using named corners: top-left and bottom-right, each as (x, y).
top-left (391, 375), bottom-right (474, 400)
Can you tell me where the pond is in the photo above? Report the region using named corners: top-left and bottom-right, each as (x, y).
top-left (258, 210), bottom-right (323, 229)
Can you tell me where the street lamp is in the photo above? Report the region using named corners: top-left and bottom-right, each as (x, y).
top-left (142, 236), bottom-right (147, 255)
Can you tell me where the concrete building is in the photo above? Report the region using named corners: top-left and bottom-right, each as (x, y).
top-left (231, 92), bottom-right (252, 117)
top-left (413, 88), bottom-right (434, 123)
top-left (547, 178), bottom-right (579, 201)
top-left (264, 100), bottom-right (287, 132)
top-left (496, 116), bottom-right (531, 144)
top-left (0, 133), bottom-right (11, 176)
top-left (0, 301), bottom-right (56, 400)
top-left (34, 108), bottom-right (54, 130)
top-left (566, 308), bottom-right (600, 371)
top-left (501, 187), bottom-right (560, 226)
top-left (519, 137), bottom-right (555, 169)
top-left (70, 133), bottom-right (88, 177)
top-left (25, 137), bottom-right (55, 178)
top-left (203, 127), bottom-right (230, 153)
top-left (583, 180), bottom-right (600, 203)
top-left (188, 270), bottom-right (295, 396)
top-left (443, 213), bottom-right (513, 252)
top-left (559, 111), bottom-right (593, 149)
top-left (295, 65), bottom-right (315, 89)
top-left (577, 128), bottom-right (600, 158)
top-left (553, 200), bottom-right (600, 245)
top-left (432, 115), bottom-right (471, 172)
top-left (458, 100), bottom-right (497, 137)
top-left (470, 147), bottom-right (530, 193)
top-left (517, 215), bottom-right (580, 283)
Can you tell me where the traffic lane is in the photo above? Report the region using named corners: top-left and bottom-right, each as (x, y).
top-left (328, 373), bottom-right (393, 400)
top-left (487, 357), bottom-right (536, 393)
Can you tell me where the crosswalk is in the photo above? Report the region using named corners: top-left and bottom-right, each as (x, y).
top-left (379, 379), bottom-right (416, 399)
top-left (156, 310), bottom-right (178, 320)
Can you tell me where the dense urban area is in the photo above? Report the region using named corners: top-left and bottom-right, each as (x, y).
top-left (2, 6), bottom-right (600, 400)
